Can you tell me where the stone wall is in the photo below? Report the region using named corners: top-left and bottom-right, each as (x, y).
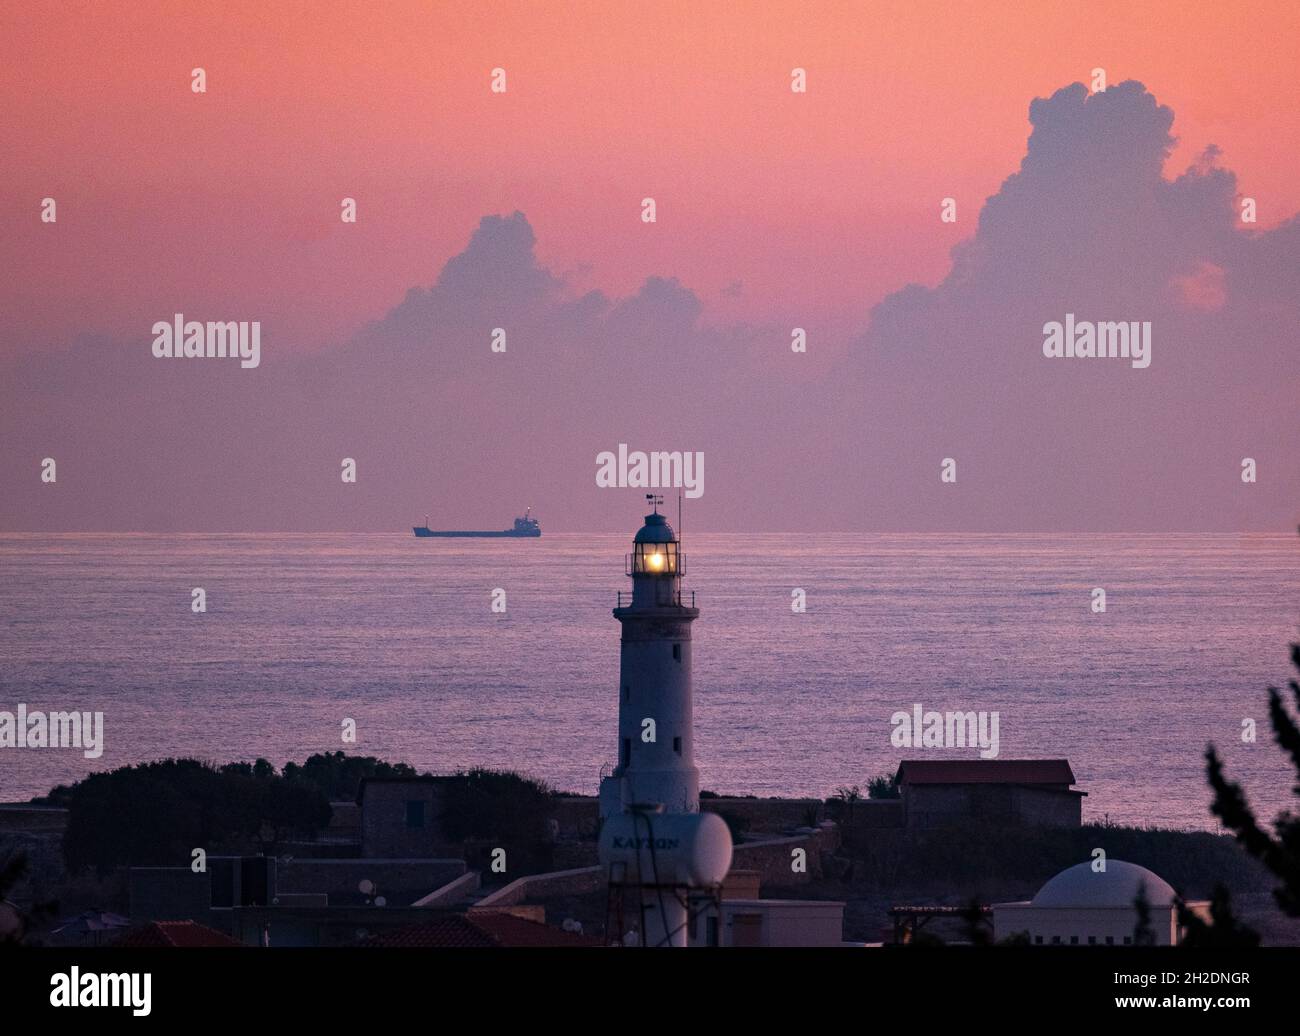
top-left (1013, 786), bottom-right (1083, 827)
top-left (359, 781), bottom-right (451, 858)
top-left (903, 784), bottom-right (1081, 828)
top-left (731, 826), bottom-right (840, 888)
top-left (702, 798), bottom-right (826, 834)
top-left (852, 799), bottom-right (905, 829)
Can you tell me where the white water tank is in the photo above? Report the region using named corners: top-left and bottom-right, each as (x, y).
top-left (599, 810), bottom-right (732, 887)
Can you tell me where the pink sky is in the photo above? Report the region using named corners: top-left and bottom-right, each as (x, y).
top-left (1, 2), bottom-right (1297, 531)
top-left (4, 1), bottom-right (1298, 349)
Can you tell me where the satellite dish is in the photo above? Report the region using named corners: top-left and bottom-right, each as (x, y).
top-left (374, 896), bottom-right (387, 907)
top-left (358, 879), bottom-right (374, 894)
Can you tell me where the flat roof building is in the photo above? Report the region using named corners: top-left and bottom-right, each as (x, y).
top-left (994, 859), bottom-right (1202, 946)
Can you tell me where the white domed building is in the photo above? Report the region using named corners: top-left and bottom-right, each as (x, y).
top-left (994, 860), bottom-right (1204, 946)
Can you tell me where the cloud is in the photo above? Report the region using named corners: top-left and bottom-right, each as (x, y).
top-left (1, 81), bottom-right (1295, 531)
top-left (854, 81), bottom-right (1298, 530)
top-left (0, 209), bottom-right (793, 530)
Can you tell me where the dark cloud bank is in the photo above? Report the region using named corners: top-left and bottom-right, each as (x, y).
top-left (2, 81), bottom-right (1296, 531)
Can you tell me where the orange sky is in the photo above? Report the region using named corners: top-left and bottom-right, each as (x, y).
top-left (4, 0), bottom-right (1297, 349)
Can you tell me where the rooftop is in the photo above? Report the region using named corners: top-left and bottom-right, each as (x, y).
top-left (355, 774), bottom-right (453, 804)
top-left (365, 911), bottom-right (603, 948)
top-left (1031, 859), bottom-right (1176, 909)
top-left (895, 759), bottom-right (1078, 786)
top-left (633, 512), bottom-right (676, 544)
top-left (114, 920), bottom-right (242, 948)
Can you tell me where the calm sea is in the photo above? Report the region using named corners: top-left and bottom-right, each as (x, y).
top-left (1, 532), bottom-right (1296, 829)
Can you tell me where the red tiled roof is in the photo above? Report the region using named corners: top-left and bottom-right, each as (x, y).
top-left (469, 911), bottom-right (604, 947)
top-left (366, 912), bottom-right (602, 948)
top-left (895, 759), bottom-right (1077, 786)
top-left (114, 921), bottom-right (242, 948)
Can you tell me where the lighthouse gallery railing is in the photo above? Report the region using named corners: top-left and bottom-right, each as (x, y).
top-left (616, 589), bottom-right (696, 608)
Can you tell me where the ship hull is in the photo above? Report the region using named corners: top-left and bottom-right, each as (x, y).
top-left (413, 527), bottom-right (541, 538)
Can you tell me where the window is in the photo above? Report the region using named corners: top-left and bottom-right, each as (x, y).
top-left (1034, 935), bottom-right (1043, 945)
top-left (673, 736), bottom-right (682, 754)
top-left (1106, 936), bottom-right (1114, 945)
top-left (405, 800), bottom-right (426, 829)
top-left (631, 541), bottom-right (679, 575)
top-left (1122, 936), bottom-right (1132, 945)
top-left (1088, 936), bottom-right (1096, 945)
top-left (706, 917), bottom-right (719, 947)
top-left (1051, 935), bottom-right (1061, 945)
top-left (672, 644), bottom-right (681, 662)
top-left (1070, 935), bottom-right (1079, 945)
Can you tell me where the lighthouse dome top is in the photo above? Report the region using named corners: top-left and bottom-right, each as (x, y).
top-left (634, 512), bottom-right (677, 544)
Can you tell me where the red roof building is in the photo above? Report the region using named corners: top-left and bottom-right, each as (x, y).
top-left (366, 911), bottom-right (603, 948)
top-left (896, 759), bottom-right (1078, 787)
top-left (894, 758), bottom-right (1085, 829)
top-left (114, 920), bottom-right (242, 948)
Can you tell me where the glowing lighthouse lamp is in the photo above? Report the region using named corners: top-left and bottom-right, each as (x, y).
top-left (598, 495), bottom-right (732, 947)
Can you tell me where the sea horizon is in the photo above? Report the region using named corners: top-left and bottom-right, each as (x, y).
top-left (3, 530), bottom-right (1295, 829)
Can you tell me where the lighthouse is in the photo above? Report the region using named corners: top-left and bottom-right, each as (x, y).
top-left (600, 495), bottom-right (700, 817)
top-left (596, 496), bottom-right (732, 948)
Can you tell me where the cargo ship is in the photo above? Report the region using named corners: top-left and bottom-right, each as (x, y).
top-left (413, 508), bottom-right (541, 538)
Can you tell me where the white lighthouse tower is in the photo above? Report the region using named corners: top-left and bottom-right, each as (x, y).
top-left (597, 497), bottom-right (731, 948)
top-left (599, 495), bottom-right (700, 818)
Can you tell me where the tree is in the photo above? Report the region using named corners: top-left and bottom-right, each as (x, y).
top-left (1204, 642), bottom-right (1300, 919)
top-left (716, 810), bottom-right (750, 846)
top-left (958, 897), bottom-right (992, 946)
top-left (61, 759), bottom-right (331, 874)
top-left (868, 773), bottom-right (901, 800)
top-left (1176, 885), bottom-right (1259, 947)
top-left (0, 851), bottom-right (58, 946)
top-left (439, 769), bottom-right (555, 873)
top-left (0, 851), bottom-right (31, 945)
top-left (829, 784), bottom-right (863, 826)
top-left (280, 751), bottom-right (417, 800)
top-left (1132, 885), bottom-right (1156, 946)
